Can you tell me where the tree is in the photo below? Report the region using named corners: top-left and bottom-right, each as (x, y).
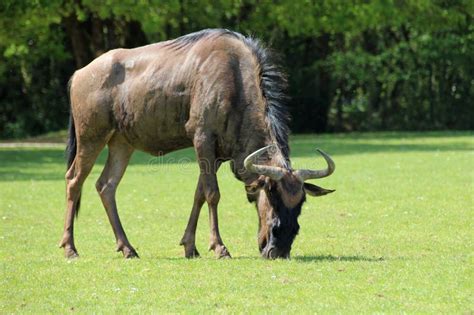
top-left (1, 0), bottom-right (472, 138)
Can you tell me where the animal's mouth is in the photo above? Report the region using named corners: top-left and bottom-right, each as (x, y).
top-left (262, 246), bottom-right (290, 259)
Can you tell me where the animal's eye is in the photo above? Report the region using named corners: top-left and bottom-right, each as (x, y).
top-left (245, 185), bottom-right (259, 194)
top-left (271, 218), bottom-right (280, 230)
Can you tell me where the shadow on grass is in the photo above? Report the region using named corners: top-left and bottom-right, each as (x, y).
top-left (0, 148), bottom-right (114, 181)
top-left (292, 254), bottom-right (385, 263)
top-left (143, 254), bottom-right (386, 263)
top-left (1, 131), bottom-right (471, 181)
top-left (304, 130), bottom-right (471, 140)
top-left (0, 149), bottom-right (67, 181)
top-left (290, 131), bottom-right (473, 158)
top-left (230, 255), bottom-right (386, 262)
top-left (0, 147), bottom-right (197, 181)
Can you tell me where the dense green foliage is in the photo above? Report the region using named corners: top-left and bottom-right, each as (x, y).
top-left (1, 1), bottom-right (473, 138)
top-left (1, 133), bottom-right (472, 312)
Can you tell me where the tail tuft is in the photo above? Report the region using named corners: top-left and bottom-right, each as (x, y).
top-left (65, 78), bottom-right (81, 218)
top-left (66, 114), bottom-right (76, 170)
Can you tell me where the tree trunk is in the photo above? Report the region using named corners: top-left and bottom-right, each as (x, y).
top-left (62, 10), bottom-right (148, 70)
top-left (62, 14), bottom-right (93, 68)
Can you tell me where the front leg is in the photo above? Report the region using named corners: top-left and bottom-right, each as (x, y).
top-left (194, 132), bottom-right (231, 259)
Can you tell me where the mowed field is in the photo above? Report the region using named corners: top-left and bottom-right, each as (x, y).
top-left (0, 132), bottom-right (472, 313)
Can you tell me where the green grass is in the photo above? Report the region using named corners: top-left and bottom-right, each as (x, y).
top-left (1, 132), bottom-right (473, 313)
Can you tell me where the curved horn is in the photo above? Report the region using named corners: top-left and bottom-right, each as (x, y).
top-left (295, 148), bottom-right (335, 181)
top-left (244, 145), bottom-right (285, 180)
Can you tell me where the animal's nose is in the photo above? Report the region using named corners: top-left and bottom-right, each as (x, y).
top-left (262, 246), bottom-right (289, 259)
top-left (267, 248), bottom-right (277, 259)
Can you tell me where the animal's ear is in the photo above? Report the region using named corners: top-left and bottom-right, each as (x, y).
top-left (304, 183), bottom-right (335, 197)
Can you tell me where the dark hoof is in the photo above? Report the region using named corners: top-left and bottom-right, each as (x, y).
top-left (184, 247), bottom-right (200, 259)
top-left (123, 248), bottom-right (139, 259)
top-left (216, 246), bottom-right (232, 259)
top-left (118, 245), bottom-right (139, 259)
top-left (59, 237), bottom-right (78, 259)
top-left (181, 238), bottom-right (200, 258)
top-left (64, 248), bottom-right (79, 259)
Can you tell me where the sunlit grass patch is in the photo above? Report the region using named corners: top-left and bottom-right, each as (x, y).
top-left (0, 132), bottom-right (472, 313)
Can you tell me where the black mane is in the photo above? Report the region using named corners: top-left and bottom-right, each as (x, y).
top-left (165, 29), bottom-right (238, 51)
top-left (241, 35), bottom-right (291, 165)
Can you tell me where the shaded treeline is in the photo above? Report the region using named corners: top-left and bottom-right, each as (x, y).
top-left (1, 0), bottom-right (472, 138)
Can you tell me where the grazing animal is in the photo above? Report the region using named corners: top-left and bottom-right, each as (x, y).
top-left (59, 29), bottom-right (335, 259)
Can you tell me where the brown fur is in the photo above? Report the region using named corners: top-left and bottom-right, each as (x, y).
top-left (59, 29), bottom-right (334, 259)
top-left (59, 30), bottom-right (278, 258)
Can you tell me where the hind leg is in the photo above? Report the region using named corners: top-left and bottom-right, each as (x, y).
top-left (95, 134), bottom-right (138, 258)
top-left (59, 141), bottom-right (105, 258)
top-left (180, 176), bottom-right (205, 258)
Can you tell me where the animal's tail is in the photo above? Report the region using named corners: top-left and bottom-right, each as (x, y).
top-left (65, 78), bottom-right (81, 218)
top-left (66, 114), bottom-right (76, 170)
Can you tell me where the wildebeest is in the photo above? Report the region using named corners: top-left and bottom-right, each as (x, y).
top-left (59, 29), bottom-right (335, 259)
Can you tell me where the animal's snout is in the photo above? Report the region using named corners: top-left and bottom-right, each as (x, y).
top-left (262, 246), bottom-right (290, 259)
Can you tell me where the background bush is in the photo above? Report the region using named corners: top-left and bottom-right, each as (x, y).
top-left (1, 0), bottom-right (472, 138)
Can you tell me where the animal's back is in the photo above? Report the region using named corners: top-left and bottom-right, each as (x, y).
top-left (69, 29), bottom-right (261, 156)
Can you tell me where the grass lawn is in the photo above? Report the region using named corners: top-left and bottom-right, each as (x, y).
top-left (0, 132), bottom-right (472, 313)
